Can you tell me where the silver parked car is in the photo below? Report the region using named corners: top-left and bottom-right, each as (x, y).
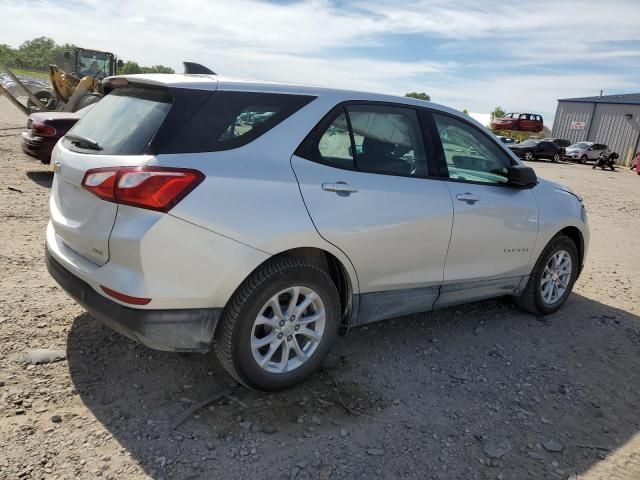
top-left (46, 74), bottom-right (589, 390)
top-left (564, 142), bottom-right (608, 163)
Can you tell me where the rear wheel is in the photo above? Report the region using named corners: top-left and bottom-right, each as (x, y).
top-left (214, 257), bottom-right (340, 391)
top-left (524, 151), bottom-right (535, 161)
top-left (514, 235), bottom-right (579, 315)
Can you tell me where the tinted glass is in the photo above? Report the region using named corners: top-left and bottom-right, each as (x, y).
top-left (317, 112), bottom-right (354, 169)
top-left (65, 86), bottom-right (171, 155)
top-left (433, 113), bottom-right (513, 184)
top-left (158, 91), bottom-right (315, 154)
top-left (347, 105), bottom-right (427, 176)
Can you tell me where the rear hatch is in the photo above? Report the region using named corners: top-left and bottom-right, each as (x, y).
top-left (50, 85), bottom-right (173, 265)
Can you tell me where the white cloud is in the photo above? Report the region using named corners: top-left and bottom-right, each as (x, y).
top-left (1, 0), bottom-right (639, 122)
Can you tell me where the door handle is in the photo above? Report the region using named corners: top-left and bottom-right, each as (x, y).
top-left (456, 192), bottom-right (480, 204)
top-left (322, 182), bottom-right (358, 196)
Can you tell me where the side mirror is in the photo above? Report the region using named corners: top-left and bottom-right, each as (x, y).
top-left (507, 165), bottom-right (537, 187)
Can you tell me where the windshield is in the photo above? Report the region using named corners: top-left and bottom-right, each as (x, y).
top-left (569, 142), bottom-right (590, 149)
top-left (66, 86), bottom-right (171, 155)
top-left (76, 50), bottom-right (112, 80)
top-left (519, 140), bottom-right (539, 147)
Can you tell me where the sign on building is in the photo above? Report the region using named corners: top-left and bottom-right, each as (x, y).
top-left (570, 121), bottom-right (587, 130)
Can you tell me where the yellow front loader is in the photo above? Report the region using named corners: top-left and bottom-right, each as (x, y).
top-left (0, 47), bottom-right (123, 115)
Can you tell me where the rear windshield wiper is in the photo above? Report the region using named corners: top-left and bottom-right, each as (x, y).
top-left (65, 133), bottom-right (103, 151)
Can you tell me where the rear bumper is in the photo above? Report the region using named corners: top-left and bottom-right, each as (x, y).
top-left (21, 131), bottom-right (56, 163)
top-left (45, 247), bottom-right (222, 352)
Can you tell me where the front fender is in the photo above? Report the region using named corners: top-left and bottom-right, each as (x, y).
top-left (529, 179), bottom-right (589, 271)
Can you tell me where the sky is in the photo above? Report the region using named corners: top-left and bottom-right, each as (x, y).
top-left (3, 0), bottom-right (640, 125)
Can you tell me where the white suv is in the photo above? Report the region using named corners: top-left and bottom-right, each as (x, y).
top-left (46, 74), bottom-right (589, 390)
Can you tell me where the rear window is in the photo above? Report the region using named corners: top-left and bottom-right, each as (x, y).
top-left (65, 86), bottom-right (171, 155)
top-left (155, 91), bottom-right (316, 154)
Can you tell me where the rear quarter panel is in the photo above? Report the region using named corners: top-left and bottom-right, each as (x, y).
top-left (150, 94), bottom-right (361, 295)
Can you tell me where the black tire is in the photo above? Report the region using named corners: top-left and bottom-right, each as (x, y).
top-left (552, 152), bottom-right (561, 162)
top-left (524, 151), bottom-right (535, 161)
top-left (214, 256), bottom-right (340, 391)
top-left (74, 93), bottom-right (102, 111)
top-left (513, 235), bottom-right (579, 315)
top-left (579, 155), bottom-right (588, 164)
top-left (27, 90), bottom-right (52, 111)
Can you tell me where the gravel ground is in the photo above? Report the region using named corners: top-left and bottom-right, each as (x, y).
top-left (1, 96), bottom-right (640, 480)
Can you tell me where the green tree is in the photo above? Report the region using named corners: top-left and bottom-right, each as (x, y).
top-left (120, 61), bottom-right (143, 74)
top-left (15, 36), bottom-right (57, 70)
top-left (0, 44), bottom-right (16, 66)
top-left (142, 65), bottom-right (174, 74)
top-left (405, 92), bottom-right (430, 101)
top-left (120, 61), bottom-right (174, 74)
top-left (490, 106), bottom-right (506, 122)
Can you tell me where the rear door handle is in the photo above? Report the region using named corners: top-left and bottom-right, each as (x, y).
top-left (456, 192), bottom-right (480, 204)
top-left (322, 182), bottom-right (358, 195)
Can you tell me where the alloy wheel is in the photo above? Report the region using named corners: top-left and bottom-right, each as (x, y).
top-left (540, 250), bottom-right (572, 305)
top-left (251, 286), bottom-right (326, 374)
top-left (524, 152), bottom-right (534, 161)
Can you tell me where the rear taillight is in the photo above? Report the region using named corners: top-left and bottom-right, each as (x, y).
top-left (81, 167), bottom-right (204, 212)
top-left (32, 121), bottom-right (57, 137)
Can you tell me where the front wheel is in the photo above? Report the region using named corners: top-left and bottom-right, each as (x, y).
top-left (214, 257), bottom-right (340, 391)
top-left (552, 152), bottom-right (561, 162)
top-left (579, 155), bottom-right (588, 164)
top-left (524, 151), bottom-right (535, 161)
top-left (514, 235), bottom-right (579, 315)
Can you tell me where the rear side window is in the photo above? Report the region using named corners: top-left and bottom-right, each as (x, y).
top-left (303, 104), bottom-right (428, 177)
top-left (157, 91), bottom-right (315, 154)
top-left (65, 87), bottom-right (171, 155)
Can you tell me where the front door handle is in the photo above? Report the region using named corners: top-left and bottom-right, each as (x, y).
top-left (456, 192), bottom-right (480, 204)
top-left (322, 181), bottom-right (358, 196)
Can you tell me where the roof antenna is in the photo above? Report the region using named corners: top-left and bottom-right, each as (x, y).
top-left (183, 62), bottom-right (216, 75)
top-left (599, 89), bottom-right (603, 98)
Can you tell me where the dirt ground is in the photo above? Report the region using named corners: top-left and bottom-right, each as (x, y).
top-left (1, 95), bottom-right (640, 480)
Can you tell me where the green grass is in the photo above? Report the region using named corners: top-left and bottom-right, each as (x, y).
top-left (3, 67), bottom-right (49, 81)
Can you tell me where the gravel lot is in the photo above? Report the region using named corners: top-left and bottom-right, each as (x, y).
top-left (1, 95), bottom-right (639, 480)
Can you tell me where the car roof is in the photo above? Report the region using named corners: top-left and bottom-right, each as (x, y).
top-left (107, 73), bottom-right (479, 128)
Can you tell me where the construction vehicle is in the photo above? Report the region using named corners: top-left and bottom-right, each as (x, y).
top-left (0, 47), bottom-right (123, 115)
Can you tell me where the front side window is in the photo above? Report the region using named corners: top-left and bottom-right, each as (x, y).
top-left (433, 113), bottom-right (513, 184)
top-left (317, 112), bottom-right (354, 169)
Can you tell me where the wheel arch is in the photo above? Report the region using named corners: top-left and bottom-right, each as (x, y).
top-left (274, 247), bottom-right (355, 329)
top-left (558, 226), bottom-right (585, 274)
top-left (223, 247), bottom-right (357, 331)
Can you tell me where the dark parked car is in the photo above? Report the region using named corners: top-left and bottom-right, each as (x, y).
top-left (491, 113), bottom-right (543, 132)
top-left (21, 106), bottom-right (93, 163)
top-left (509, 139), bottom-right (564, 162)
top-left (542, 138), bottom-right (571, 148)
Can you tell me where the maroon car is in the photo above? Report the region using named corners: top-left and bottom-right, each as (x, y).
top-left (21, 105), bottom-right (93, 164)
top-left (491, 112), bottom-right (543, 132)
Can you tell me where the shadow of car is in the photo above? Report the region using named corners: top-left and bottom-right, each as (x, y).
top-left (64, 293), bottom-right (640, 479)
